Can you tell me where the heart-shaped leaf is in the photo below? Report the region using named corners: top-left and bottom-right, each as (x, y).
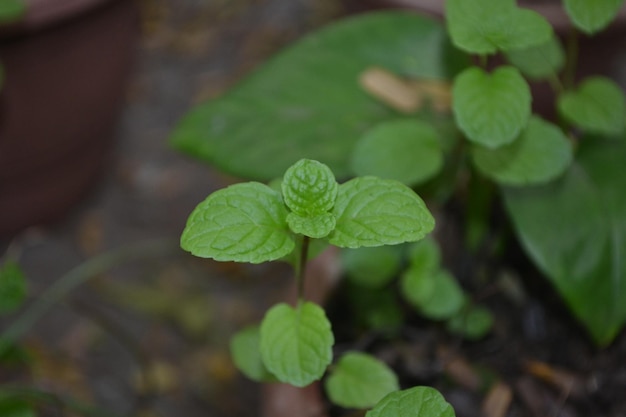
top-left (504, 139), bottom-right (626, 346)
top-left (181, 182), bottom-right (295, 263)
top-left (558, 77), bottom-right (626, 136)
top-left (563, 0), bottom-right (625, 34)
top-left (472, 116), bottom-right (573, 185)
top-left (505, 35), bottom-right (565, 80)
top-left (325, 352), bottom-right (399, 409)
top-left (171, 12), bottom-right (467, 181)
top-left (453, 66), bottom-right (531, 148)
top-left (351, 119), bottom-right (444, 186)
top-left (366, 386), bottom-right (455, 417)
top-left (446, 0), bottom-right (552, 54)
top-left (260, 302), bottom-right (334, 387)
top-left (328, 177), bottom-right (435, 248)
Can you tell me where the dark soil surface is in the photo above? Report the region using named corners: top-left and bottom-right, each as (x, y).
top-left (2, 1), bottom-right (626, 417)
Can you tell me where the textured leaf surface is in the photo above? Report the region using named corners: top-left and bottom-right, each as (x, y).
top-left (325, 352), bottom-right (399, 409)
top-left (366, 386), bottom-right (455, 417)
top-left (181, 183), bottom-right (294, 263)
top-left (505, 36), bottom-right (565, 80)
top-left (472, 116), bottom-right (573, 185)
top-left (171, 12), bottom-right (467, 181)
top-left (504, 139), bottom-right (626, 345)
top-left (282, 159), bottom-right (338, 216)
top-left (260, 302), bottom-right (333, 387)
top-left (328, 177), bottom-right (435, 248)
top-left (446, 0), bottom-right (552, 54)
top-left (558, 77), bottom-right (626, 136)
top-left (230, 326), bottom-right (275, 382)
top-left (564, 0), bottom-right (625, 34)
top-left (286, 212), bottom-right (336, 239)
top-left (453, 66), bottom-right (531, 148)
top-left (351, 120), bottom-right (443, 186)
top-left (0, 261), bottom-right (26, 315)
top-left (341, 246), bottom-right (402, 288)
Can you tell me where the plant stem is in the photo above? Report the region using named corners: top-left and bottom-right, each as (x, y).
top-left (295, 236), bottom-right (310, 302)
top-left (0, 238), bottom-right (179, 357)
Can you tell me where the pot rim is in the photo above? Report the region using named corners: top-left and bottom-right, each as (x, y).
top-left (1, 0), bottom-right (113, 36)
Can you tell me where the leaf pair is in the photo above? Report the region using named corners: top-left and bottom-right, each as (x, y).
top-left (181, 159), bottom-right (435, 263)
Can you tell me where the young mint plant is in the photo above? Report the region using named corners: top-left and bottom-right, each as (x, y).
top-left (181, 158), bottom-right (435, 390)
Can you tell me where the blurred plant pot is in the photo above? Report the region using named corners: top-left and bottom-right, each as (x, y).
top-left (0, 0), bottom-right (138, 237)
top-left (345, 0), bottom-right (626, 118)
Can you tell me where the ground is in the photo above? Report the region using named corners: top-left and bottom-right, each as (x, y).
top-left (1, 1), bottom-right (626, 416)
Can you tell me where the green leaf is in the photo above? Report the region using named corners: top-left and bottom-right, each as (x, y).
top-left (341, 246), bottom-right (402, 289)
top-left (230, 326), bottom-right (276, 382)
top-left (471, 116), bottom-right (573, 186)
top-left (0, 0), bottom-right (25, 23)
top-left (558, 77), bottom-right (626, 136)
top-left (351, 120), bottom-right (444, 186)
top-left (181, 182), bottom-right (295, 263)
top-left (260, 302), bottom-right (334, 387)
top-left (328, 177), bottom-right (435, 248)
top-left (325, 352), bottom-right (399, 409)
top-left (0, 261), bottom-right (27, 315)
top-left (446, 0), bottom-right (552, 54)
top-left (447, 305), bottom-right (494, 340)
top-left (366, 386), bottom-right (455, 417)
top-left (503, 139), bottom-right (626, 345)
top-left (170, 11), bottom-right (468, 181)
top-left (453, 66), bottom-right (531, 148)
top-left (286, 212), bottom-right (336, 239)
top-left (407, 238), bottom-right (442, 271)
top-left (505, 35), bottom-right (565, 80)
top-left (563, 0), bottom-right (625, 34)
top-left (402, 269), bottom-right (465, 320)
top-left (0, 398), bottom-right (36, 417)
top-left (282, 159), bottom-right (338, 216)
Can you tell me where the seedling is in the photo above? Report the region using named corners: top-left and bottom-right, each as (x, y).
top-left (181, 158), bottom-right (455, 413)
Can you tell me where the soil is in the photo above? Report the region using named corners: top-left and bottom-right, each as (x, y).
top-left (1, 1), bottom-right (626, 417)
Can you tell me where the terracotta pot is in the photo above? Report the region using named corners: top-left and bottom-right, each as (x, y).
top-left (0, 0), bottom-right (138, 237)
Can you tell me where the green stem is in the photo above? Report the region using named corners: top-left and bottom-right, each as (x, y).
top-left (295, 236), bottom-right (310, 302)
top-left (0, 238), bottom-right (179, 357)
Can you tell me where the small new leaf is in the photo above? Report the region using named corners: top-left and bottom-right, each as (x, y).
top-left (453, 66), bottom-right (531, 148)
top-left (282, 159), bottom-right (338, 216)
top-left (260, 302), bottom-right (334, 387)
top-left (403, 269), bottom-right (465, 320)
top-left (558, 77), bottom-right (626, 136)
top-left (325, 352), bottom-right (399, 409)
top-left (366, 386), bottom-right (455, 417)
top-left (286, 212), bottom-right (336, 239)
top-left (181, 182), bottom-right (295, 263)
top-left (328, 177), bottom-right (435, 248)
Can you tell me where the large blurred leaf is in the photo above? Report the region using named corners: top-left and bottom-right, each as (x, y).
top-left (0, 0), bottom-right (25, 23)
top-left (171, 12), bottom-right (467, 181)
top-left (504, 139), bottom-right (626, 346)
